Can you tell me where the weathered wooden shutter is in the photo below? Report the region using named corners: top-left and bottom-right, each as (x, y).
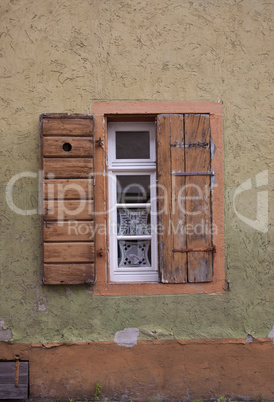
top-left (157, 114), bottom-right (213, 283)
top-left (40, 114), bottom-right (95, 285)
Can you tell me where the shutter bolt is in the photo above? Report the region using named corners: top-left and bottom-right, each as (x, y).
top-left (95, 138), bottom-right (104, 148)
top-left (97, 248), bottom-right (104, 257)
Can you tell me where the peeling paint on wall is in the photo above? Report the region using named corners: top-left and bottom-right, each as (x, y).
top-left (267, 327), bottom-right (274, 343)
top-left (114, 328), bottom-right (139, 347)
top-left (245, 334), bottom-right (254, 343)
top-left (38, 303), bottom-right (48, 313)
top-left (0, 320), bottom-right (13, 342)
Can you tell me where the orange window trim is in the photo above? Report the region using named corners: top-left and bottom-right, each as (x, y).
top-left (92, 101), bottom-right (225, 295)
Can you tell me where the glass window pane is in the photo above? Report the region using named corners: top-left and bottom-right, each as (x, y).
top-left (117, 208), bottom-right (151, 236)
top-left (116, 131), bottom-right (150, 159)
top-left (117, 175), bottom-right (150, 203)
top-left (118, 240), bottom-right (151, 267)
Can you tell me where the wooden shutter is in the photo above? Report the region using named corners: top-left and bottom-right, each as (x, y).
top-left (157, 114), bottom-right (213, 283)
top-left (40, 114), bottom-right (95, 285)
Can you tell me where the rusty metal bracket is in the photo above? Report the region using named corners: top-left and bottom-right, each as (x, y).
top-left (173, 245), bottom-right (216, 253)
top-left (44, 208), bottom-right (51, 228)
top-left (44, 220), bottom-right (52, 228)
top-left (172, 171), bottom-right (214, 176)
top-left (95, 137), bottom-right (104, 148)
top-left (15, 356), bottom-right (20, 387)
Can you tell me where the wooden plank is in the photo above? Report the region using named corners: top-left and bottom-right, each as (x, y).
top-left (44, 179), bottom-right (93, 199)
top-left (44, 263), bottom-right (95, 284)
top-left (44, 242), bottom-right (94, 263)
top-left (40, 116), bottom-right (44, 276)
top-left (157, 115), bottom-right (173, 283)
top-left (44, 221), bottom-right (95, 241)
top-left (43, 117), bottom-right (93, 136)
top-left (44, 200), bottom-right (94, 221)
top-left (170, 114), bottom-right (187, 283)
top-left (157, 114), bottom-right (188, 283)
top-left (185, 114), bottom-right (213, 282)
top-left (43, 158), bottom-right (93, 179)
top-left (43, 137), bottom-right (93, 157)
top-left (184, 114), bottom-right (211, 146)
top-left (0, 362), bottom-right (28, 400)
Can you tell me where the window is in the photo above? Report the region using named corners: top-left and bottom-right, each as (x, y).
top-left (108, 122), bottom-right (158, 282)
top-left (40, 102), bottom-right (225, 295)
top-left (93, 102), bottom-right (225, 295)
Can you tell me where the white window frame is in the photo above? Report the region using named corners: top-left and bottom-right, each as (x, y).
top-left (108, 122), bottom-right (159, 282)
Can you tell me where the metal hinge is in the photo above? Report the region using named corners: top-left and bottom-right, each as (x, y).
top-left (173, 245), bottom-right (216, 253)
top-left (172, 171), bottom-right (214, 176)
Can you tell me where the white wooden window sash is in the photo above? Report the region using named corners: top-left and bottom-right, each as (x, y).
top-left (108, 122), bottom-right (159, 282)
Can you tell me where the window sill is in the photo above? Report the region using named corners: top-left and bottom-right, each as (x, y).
top-left (93, 277), bottom-right (225, 296)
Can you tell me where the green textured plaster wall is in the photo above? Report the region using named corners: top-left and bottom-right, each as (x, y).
top-left (0, 0), bottom-right (273, 343)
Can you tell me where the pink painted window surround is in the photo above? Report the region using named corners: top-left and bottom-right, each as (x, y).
top-left (92, 102), bottom-right (225, 295)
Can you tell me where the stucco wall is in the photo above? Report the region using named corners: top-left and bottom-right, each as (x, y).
top-left (0, 0), bottom-right (273, 343)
